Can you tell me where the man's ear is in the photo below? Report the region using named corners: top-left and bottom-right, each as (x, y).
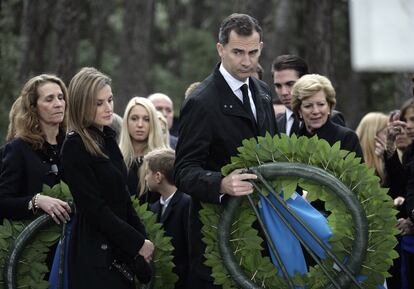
top-left (216, 42), bottom-right (224, 58)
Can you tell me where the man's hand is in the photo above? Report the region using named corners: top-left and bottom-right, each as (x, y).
top-left (219, 169), bottom-right (257, 196)
top-left (138, 239), bottom-right (154, 263)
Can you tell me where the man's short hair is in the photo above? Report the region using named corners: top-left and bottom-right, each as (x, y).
top-left (144, 148), bottom-right (175, 185)
top-left (271, 55), bottom-right (309, 78)
top-left (218, 13), bottom-right (262, 45)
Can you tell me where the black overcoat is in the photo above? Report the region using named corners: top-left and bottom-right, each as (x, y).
top-left (298, 118), bottom-right (363, 159)
top-left (0, 134), bottom-right (63, 222)
top-left (61, 126), bottom-right (147, 289)
top-left (150, 191), bottom-right (191, 289)
top-left (174, 64), bottom-right (278, 284)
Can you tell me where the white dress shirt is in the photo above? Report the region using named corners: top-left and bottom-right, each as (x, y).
top-left (219, 64), bottom-right (257, 120)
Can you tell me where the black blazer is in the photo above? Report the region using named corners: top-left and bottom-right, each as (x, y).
top-left (61, 126), bottom-right (147, 289)
top-left (298, 118), bottom-right (363, 159)
top-left (0, 134), bottom-right (63, 222)
top-left (174, 64), bottom-right (278, 282)
top-left (150, 191), bottom-right (191, 289)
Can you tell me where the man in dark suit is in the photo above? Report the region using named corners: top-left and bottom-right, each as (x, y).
top-left (272, 54), bottom-right (346, 135)
top-left (145, 148), bottom-right (191, 289)
top-left (174, 13), bottom-right (278, 289)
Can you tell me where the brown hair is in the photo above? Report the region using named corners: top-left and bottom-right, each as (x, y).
top-left (144, 148), bottom-right (175, 185)
top-left (14, 74), bottom-right (68, 150)
top-left (67, 67), bottom-right (112, 157)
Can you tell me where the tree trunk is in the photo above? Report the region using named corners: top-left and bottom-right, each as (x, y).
top-left (302, 0), bottom-right (334, 78)
top-left (48, 0), bottom-right (82, 83)
top-left (117, 0), bottom-right (155, 114)
top-left (19, 0), bottom-right (55, 81)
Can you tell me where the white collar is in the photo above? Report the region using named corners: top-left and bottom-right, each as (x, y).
top-left (285, 108), bottom-right (294, 119)
top-left (160, 191), bottom-right (176, 206)
top-left (219, 63), bottom-right (249, 93)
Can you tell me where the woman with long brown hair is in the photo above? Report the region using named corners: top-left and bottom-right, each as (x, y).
top-left (61, 67), bottom-right (153, 289)
top-left (0, 74), bottom-right (71, 224)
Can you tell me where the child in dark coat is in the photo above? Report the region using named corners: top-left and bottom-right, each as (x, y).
top-left (145, 148), bottom-right (191, 289)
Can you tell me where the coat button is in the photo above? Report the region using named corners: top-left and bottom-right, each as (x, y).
top-left (229, 105), bottom-right (233, 108)
top-left (206, 172), bottom-right (212, 176)
top-left (224, 105), bottom-right (227, 108)
top-left (101, 244), bottom-right (108, 250)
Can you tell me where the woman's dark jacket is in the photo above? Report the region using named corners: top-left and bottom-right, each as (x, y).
top-left (298, 118), bottom-right (363, 159)
top-left (61, 126), bottom-right (147, 289)
top-left (0, 132), bottom-right (64, 222)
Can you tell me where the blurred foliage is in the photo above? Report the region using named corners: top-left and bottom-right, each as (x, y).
top-left (0, 0), bottom-right (412, 144)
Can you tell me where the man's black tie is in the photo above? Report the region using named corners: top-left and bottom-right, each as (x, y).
top-left (290, 114), bottom-right (300, 136)
top-left (240, 84), bottom-right (255, 121)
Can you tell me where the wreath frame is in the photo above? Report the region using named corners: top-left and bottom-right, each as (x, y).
top-left (200, 133), bottom-right (398, 289)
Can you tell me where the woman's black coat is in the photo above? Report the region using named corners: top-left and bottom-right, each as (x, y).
top-left (298, 118), bottom-right (363, 159)
top-left (0, 133), bottom-right (63, 222)
top-left (61, 127), bottom-right (147, 289)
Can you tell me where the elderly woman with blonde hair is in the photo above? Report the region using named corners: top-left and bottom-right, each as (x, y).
top-left (291, 74), bottom-right (363, 159)
top-left (119, 96), bottom-right (167, 201)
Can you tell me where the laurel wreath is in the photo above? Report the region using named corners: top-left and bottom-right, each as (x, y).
top-left (200, 133), bottom-right (398, 289)
top-left (0, 182), bottom-right (177, 289)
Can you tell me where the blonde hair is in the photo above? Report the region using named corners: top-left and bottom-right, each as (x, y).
top-left (119, 97), bottom-right (167, 196)
top-left (14, 74), bottom-right (68, 150)
top-left (67, 67), bottom-right (112, 157)
top-left (356, 112), bottom-right (388, 181)
top-left (291, 74), bottom-right (336, 118)
top-left (156, 111), bottom-right (170, 147)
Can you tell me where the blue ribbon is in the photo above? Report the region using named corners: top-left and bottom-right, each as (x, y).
top-left (49, 220), bottom-right (73, 289)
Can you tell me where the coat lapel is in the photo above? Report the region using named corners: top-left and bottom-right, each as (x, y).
top-left (160, 191), bottom-right (182, 223)
top-left (250, 77), bottom-right (272, 135)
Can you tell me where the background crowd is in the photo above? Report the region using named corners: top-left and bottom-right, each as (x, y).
top-left (0, 11), bottom-right (414, 289)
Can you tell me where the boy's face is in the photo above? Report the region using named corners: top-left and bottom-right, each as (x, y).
top-left (145, 168), bottom-right (159, 191)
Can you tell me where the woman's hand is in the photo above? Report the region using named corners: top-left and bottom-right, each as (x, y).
top-left (138, 239), bottom-right (154, 263)
top-left (374, 135), bottom-right (386, 157)
top-left (397, 218), bottom-right (414, 235)
top-left (36, 194), bottom-right (71, 224)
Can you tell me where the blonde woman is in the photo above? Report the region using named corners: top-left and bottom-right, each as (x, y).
top-left (356, 112), bottom-right (388, 183)
top-left (119, 97), bottom-right (167, 201)
top-left (61, 67), bottom-right (153, 288)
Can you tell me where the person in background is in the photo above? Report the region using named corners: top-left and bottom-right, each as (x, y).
top-left (0, 97), bottom-right (22, 171)
top-left (0, 74), bottom-right (71, 224)
top-left (119, 96), bottom-right (167, 201)
top-left (272, 54), bottom-right (346, 135)
top-left (62, 67), bottom-right (153, 289)
top-left (291, 74), bottom-right (362, 158)
top-left (109, 113), bottom-right (123, 143)
top-left (355, 112), bottom-right (389, 183)
top-left (148, 93), bottom-right (178, 147)
top-left (252, 63), bottom-right (264, 80)
top-left (272, 98), bottom-right (286, 115)
top-left (184, 82), bottom-right (201, 99)
top-left (146, 148), bottom-right (191, 289)
top-left (156, 111), bottom-right (171, 148)
top-left (174, 13), bottom-right (277, 289)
